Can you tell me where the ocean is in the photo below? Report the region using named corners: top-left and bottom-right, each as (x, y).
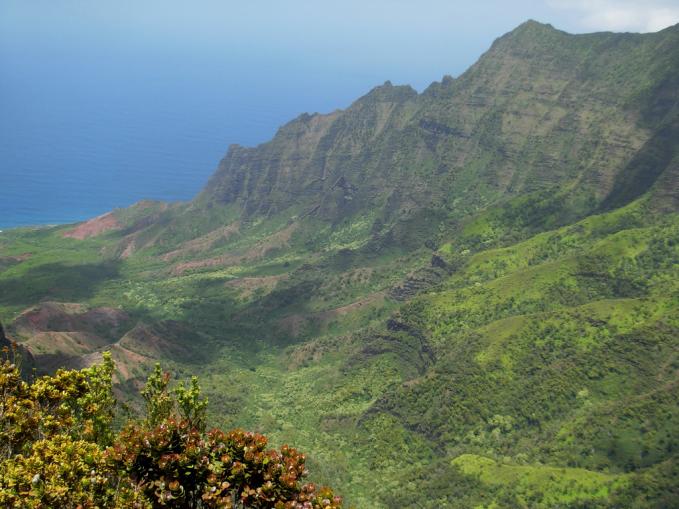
top-left (0, 1), bottom-right (529, 230)
top-left (0, 47), bottom-right (394, 229)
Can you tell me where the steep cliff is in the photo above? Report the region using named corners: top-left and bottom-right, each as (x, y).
top-left (198, 21), bottom-right (679, 228)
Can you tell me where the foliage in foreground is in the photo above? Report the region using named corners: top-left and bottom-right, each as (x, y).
top-left (0, 351), bottom-right (342, 509)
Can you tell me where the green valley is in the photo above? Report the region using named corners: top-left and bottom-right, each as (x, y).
top-left (1, 21), bottom-right (677, 507)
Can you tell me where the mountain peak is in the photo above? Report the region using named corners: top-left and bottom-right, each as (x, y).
top-left (353, 80), bottom-right (418, 106)
top-left (477, 19), bottom-right (574, 62)
top-left (515, 19), bottom-right (556, 31)
top-left (495, 19), bottom-right (563, 45)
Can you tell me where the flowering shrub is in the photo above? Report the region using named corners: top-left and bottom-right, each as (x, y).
top-left (0, 434), bottom-right (141, 508)
top-left (0, 348), bottom-right (342, 509)
top-left (108, 421), bottom-right (342, 508)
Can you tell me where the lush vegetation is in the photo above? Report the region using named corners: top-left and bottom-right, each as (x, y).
top-left (0, 20), bottom-right (678, 508)
top-left (0, 350), bottom-right (342, 508)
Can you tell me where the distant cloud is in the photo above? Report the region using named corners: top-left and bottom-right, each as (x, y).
top-left (549, 0), bottom-right (679, 32)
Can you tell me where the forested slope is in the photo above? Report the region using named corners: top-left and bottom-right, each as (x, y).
top-left (0, 21), bottom-right (677, 507)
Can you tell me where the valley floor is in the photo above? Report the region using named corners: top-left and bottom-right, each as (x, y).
top-left (0, 195), bottom-right (677, 507)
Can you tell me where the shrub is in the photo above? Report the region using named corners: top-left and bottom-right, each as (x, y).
top-left (0, 353), bottom-right (342, 509)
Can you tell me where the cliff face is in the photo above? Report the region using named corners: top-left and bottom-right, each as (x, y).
top-left (198, 81), bottom-right (419, 220)
top-left (198, 21), bottom-right (679, 224)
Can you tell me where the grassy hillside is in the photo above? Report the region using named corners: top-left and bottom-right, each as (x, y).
top-left (0, 21), bottom-right (678, 507)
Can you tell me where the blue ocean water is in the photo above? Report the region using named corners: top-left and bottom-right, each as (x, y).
top-left (0, 1), bottom-right (597, 230)
top-left (2, 0), bottom-right (521, 230)
top-left (0, 45), bottom-right (388, 229)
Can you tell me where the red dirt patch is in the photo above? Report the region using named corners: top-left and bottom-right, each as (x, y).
top-left (63, 212), bottom-right (120, 240)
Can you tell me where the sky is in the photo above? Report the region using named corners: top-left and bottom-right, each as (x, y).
top-left (3, 0), bottom-right (678, 93)
top-left (0, 1), bottom-right (678, 227)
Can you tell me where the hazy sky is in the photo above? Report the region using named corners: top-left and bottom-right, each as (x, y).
top-left (3, 0), bottom-right (679, 91)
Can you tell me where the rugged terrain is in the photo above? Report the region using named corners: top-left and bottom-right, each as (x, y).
top-left (1, 21), bottom-right (678, 507)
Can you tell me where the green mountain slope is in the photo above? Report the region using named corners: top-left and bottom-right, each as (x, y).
top-left (0, 21), bottom-right (678, 507)
top-left (200, 21), bottom-right (679, 223)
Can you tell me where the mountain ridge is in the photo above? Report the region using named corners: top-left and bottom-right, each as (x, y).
top-left (0, 20), bottom-right (678, 507)
top-left (195, 19), bottom-right (678, 235)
